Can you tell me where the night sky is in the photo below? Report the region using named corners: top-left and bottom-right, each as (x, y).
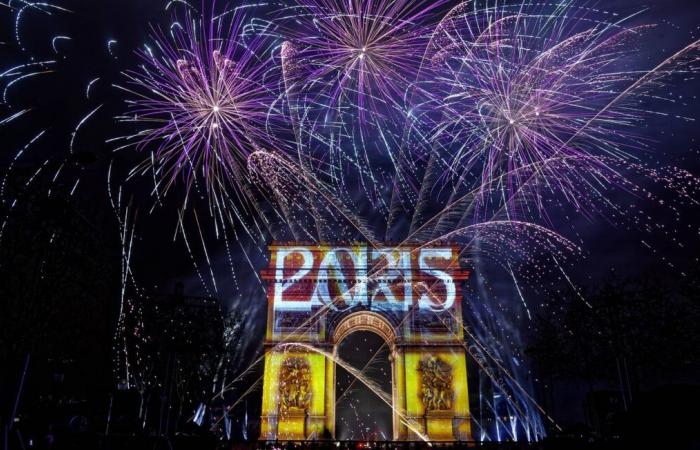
top-left (1, 0), bottom-right (699, 444)
top-left (2, 0), bottom-right (698, 292)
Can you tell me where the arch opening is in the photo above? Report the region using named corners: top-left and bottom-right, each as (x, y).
top-left (335, 330), bottom-right (393, 441)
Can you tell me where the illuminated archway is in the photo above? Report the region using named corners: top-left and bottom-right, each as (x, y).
top-left (260, 243), bottom-right (473, 441)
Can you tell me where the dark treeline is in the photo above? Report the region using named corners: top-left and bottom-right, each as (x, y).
top-left (526, 270), bottom-right (700, 447)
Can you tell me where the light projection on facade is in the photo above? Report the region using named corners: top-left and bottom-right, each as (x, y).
top-left (260, 243), bottom-right (472, 441)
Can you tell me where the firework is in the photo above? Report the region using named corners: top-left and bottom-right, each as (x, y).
top-left (118, 7), bottom-right (280, 206)
top-left (408, 1), bottom-right (700, 217)
top-left (272, 0), bottom-right (449, 213)
top-left (278, 0), bottom-right (444, 132)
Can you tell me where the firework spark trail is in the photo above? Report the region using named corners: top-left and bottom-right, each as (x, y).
top-left (0, 130), bottom-right (46, 247)
top-left (391, 266), bottom-right (546, 441)
top-left (108, 158), bottom-right (140, 389)
top-left (0, 108), bottom-right (30, 124)
top-left (2, 68), bottom-right (54, 104)
top-left (69, 104), bottom-right (103, 153)
top-left (13, 1), bottom-right (71, 51)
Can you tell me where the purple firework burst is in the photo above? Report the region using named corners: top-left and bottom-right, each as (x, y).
top-left (413, 1), bottom-right (699, 215)
top-left (280, 0), bottom-right (445, 129)
top-left (119, 7), bottom-right (279, 203)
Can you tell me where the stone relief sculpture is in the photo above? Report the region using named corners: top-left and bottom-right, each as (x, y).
top-left (419, 356), bottom-right (453, 411)
top-left (279, 357), bottom-right (312, 413)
